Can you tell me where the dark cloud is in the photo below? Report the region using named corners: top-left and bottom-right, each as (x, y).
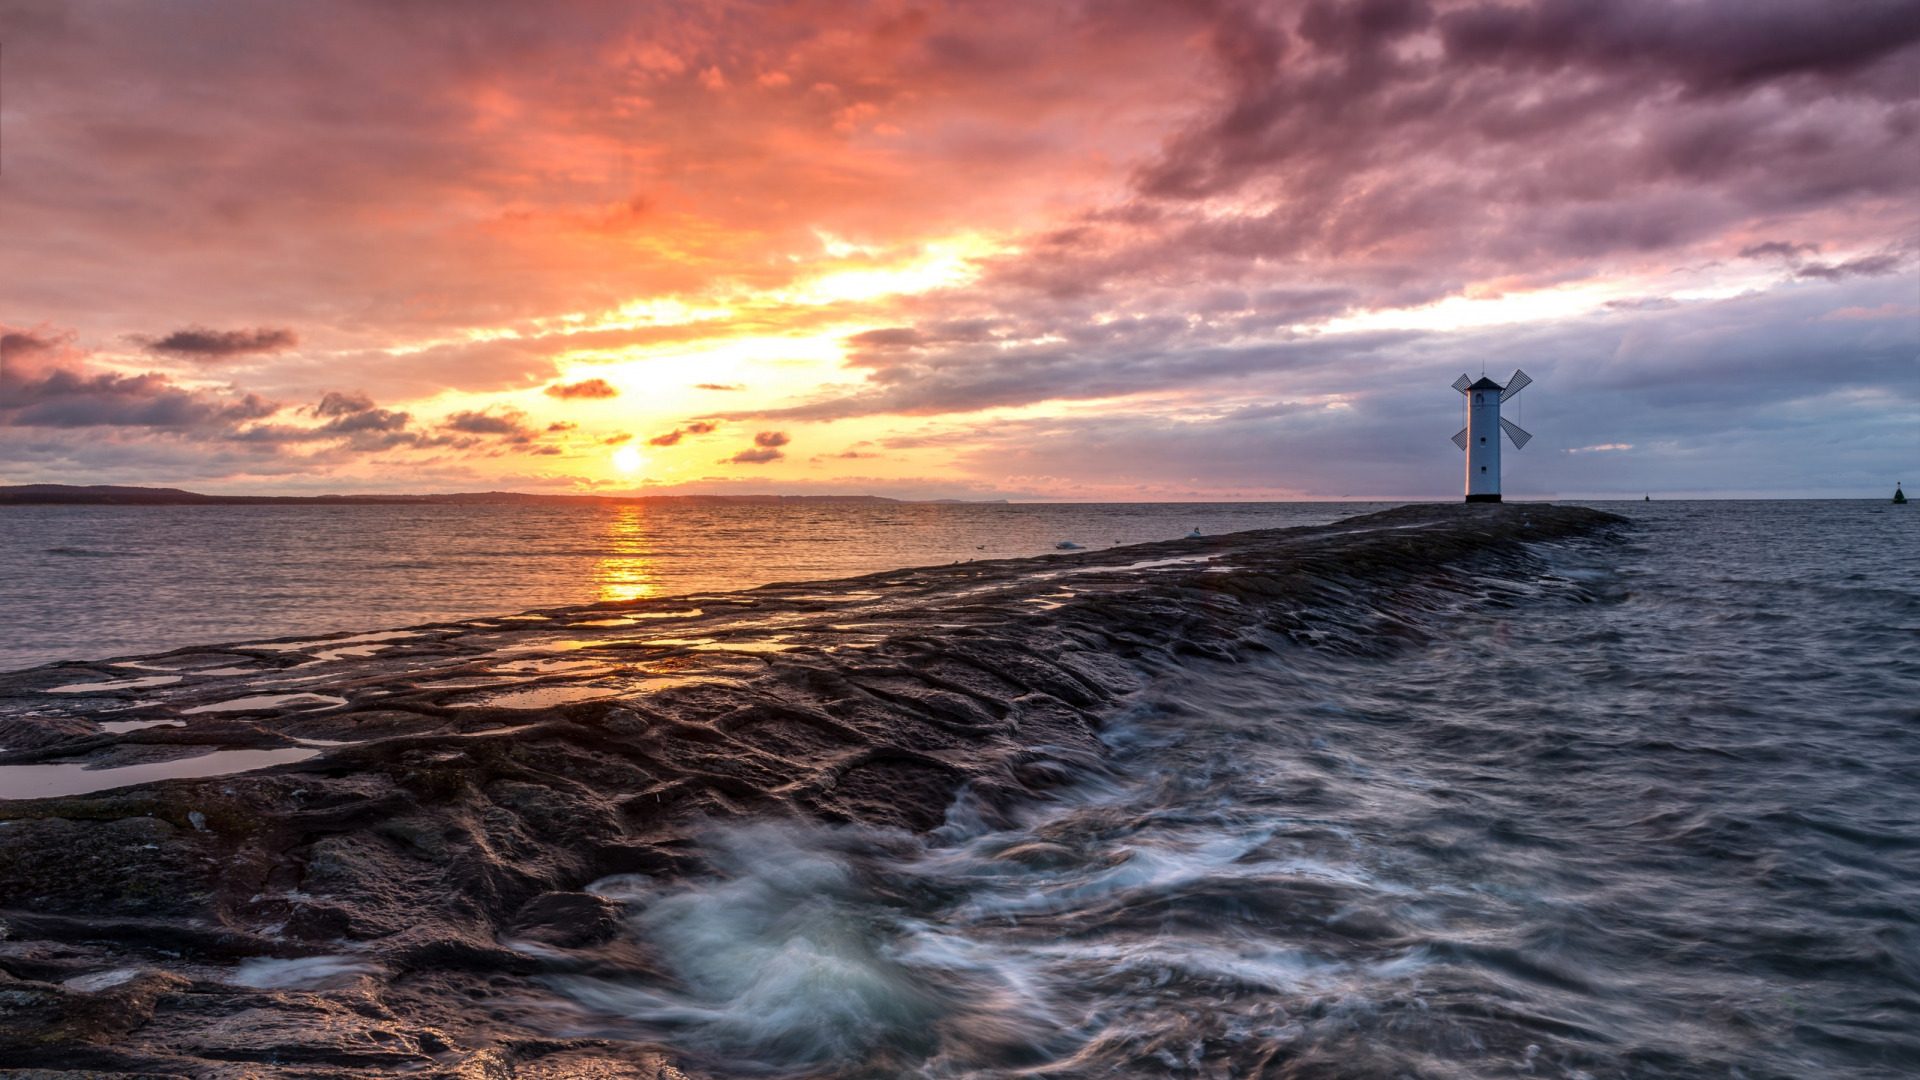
top-left (441, 408), bottom-right (536, 441)
top-left (728, 446), bottom-right (786, 464)
top-left (314, 390), bottom-right (376, 417)
top-left (693, 382), bottom-right (745, 390)
top-left (547, 421), bottom-right (577, 431)
top-left (1436, 0), bottom-right (1920, 90)
top-left (1, 326), bottom-right (75, 358)
top-left (1734, 240), bottom-right (1907, 281)
top-left (1794, 253), bottom-right (1905, 281)
top-left (753, 431), bottom-right (790, 448)
top-left (1739, 241), bottom-right (1821, 260)
top-left (0, 335), bottom-right (439, 456)
top-left (603, 432), bottom-right (633, 444)
top-left (1102, 0), bottom-right (1920, 301)
top-left (1, 366), bottom-right (283, 429)
top-left (141, 326), bottom-right (298, 359)
top-left (318, 407), bottom-right (410, 435)
top-left (544, 378), bottom-right (619, 400)
top-left (648, 420), bottom-right (724, 446)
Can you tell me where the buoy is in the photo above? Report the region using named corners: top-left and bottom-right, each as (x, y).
top-left (1056, 541), bottom-right (1083, 550)
top-left (1896, 484), bottom-right (1908, 505)
top-left (1186, 528), bottom-right (1202, 539)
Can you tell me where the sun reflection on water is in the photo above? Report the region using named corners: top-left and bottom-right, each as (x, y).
top-left (595, 506), bottom-right (659, 603)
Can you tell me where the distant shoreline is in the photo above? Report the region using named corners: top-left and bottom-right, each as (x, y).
top-left (0, 484), bottom-right (1000, 507)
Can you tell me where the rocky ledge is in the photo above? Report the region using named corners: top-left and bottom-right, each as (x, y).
top-left (0, 502), bottom-right (1625, 1078)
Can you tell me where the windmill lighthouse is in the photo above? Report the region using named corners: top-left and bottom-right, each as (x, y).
top-left (1451, 370), bottom-right (1533, 502)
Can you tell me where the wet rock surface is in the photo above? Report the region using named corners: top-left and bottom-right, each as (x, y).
top-left (0, 503), bottom-right (1625, 1076)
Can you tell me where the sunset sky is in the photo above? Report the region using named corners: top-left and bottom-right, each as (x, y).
top-left (1, 0), bottom-right (1914, 500)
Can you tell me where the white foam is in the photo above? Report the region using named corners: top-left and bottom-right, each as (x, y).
top-left (63, 968), bottom-right (145, 991)
top-left (550, 825), bottom-right (1065, 1066)
top-left (231, 955), bottom-right (381, 989)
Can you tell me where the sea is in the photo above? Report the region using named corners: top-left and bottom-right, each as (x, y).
top-left (0, 501), bottom-right (1384, 673)
top-left (2, 499), bottom-right (1916, 1077)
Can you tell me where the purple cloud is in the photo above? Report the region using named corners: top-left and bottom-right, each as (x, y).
top-left (442, 408), bottom-right (537, 442)
top-left (141, 326), bottom-right (298, 360)
top-left (728, 446), bottom-right (786, 464)
top-left (1, 367), bottom-right (282, 429)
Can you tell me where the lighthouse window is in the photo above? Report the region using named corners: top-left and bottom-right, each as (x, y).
top-left (1479, 437), bottom-right (1486, 443)
top-left (1480, 466), bottom-right (1487, 472)
top-left (1475, 393), bottom-right (1483, 403)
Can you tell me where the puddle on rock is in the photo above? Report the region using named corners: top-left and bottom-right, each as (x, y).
top-left (491, 658), bottom-right (612, 674)
top-left (46, 675), bottom-right (183, 694)
top-left (238, 630), bottom-right (424, 653)
top-left (459, 685), bottom-right (625, 709)
top-left (689, 640), bottom-right (796, 654)
top-left (98, 719), bottom-right (186, 734)
top-left (489, 639), bottom-right (613, 656)
top-left (311, 643), bottom-right (402, 663)
top-left (182, 693), bottom-right (348, 715)
top-left (0, 747), bottom-right (321, 800)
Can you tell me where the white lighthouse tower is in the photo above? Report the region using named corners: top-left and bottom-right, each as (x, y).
top-left (1451, 370), bottom-right (1532, 502)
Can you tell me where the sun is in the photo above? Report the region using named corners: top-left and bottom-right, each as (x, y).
top-left (611, 446), bottom-right (644, 473)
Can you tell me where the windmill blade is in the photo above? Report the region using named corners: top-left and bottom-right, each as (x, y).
top-left (1452, 427), bottom-right (1469, 450)
top-left (1500, 369), bottom-right (1532, 402)
top-left (1501, 417), bottom-right (1532, 449)
top-left (1452, 374), bottom-right (1473, 394)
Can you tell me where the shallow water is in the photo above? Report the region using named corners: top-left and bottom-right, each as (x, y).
top-left (535, 501), bottom-right (1920, 1078)
top-left (0, 747), bottom-right (321, 800)
top-left (0, 502), bottom-right (1384, 671)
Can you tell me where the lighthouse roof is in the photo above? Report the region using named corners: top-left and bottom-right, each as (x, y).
top-left (1467, 376), bottom-right (1503, 391)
